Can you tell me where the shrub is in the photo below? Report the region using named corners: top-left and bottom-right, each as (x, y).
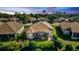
top-left (0, 41), bottom-right (30, 51)
top-left (0, 41), bottom-right (54, 51)
top-left (0, 42), bottom-right (8, 51)
top-left (16, 32), bottom-right (26, 40)
top-left (0, 45), bottom-right (10, 51)
top-left (53, 40), bottom-right (63, 51)
top-left (21, 41), bottom-right (37, 51)
top-left (0, 43), bottom-right (14, 51)
top-left (29, 41), bottom-right (37, 48)
top-left (21, 41), bottom-right (54, 51)
top-left (0, 41), bottom-right (22, 51)
top-left (22, 40), bottom-right (29, 47)
top-left (75, 45), bottom-right (79, 50)
top-left (65, 44), bottom-right (74, 51)
top-left (9, 41), bottom-right (21, 50)
top-left (34, 48), bottom-right (42, 51)
top-left (36, 41), bottom-right (54, 51)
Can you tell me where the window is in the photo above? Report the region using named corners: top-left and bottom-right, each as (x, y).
top-left (73, 33), bottom-right (77, 37)
top-left (76, 33), bottom-right (79, 37)
top-left (64, 29), bottom-right (69, 35)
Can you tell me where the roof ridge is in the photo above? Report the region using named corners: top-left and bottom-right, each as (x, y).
top-left (42, 21), bottom-right (52, 29)
top-left (6, 22), bottom-right (16, 33)
top-left (42, 22), bottom-right (48, 27)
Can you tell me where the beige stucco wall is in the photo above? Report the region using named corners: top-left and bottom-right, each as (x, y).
top-left (17, 25), bottom-right (24, 34)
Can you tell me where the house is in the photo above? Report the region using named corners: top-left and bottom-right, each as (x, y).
top-left (30, 17), bottom-right (36, 22)
top-left (0, 21), bottom-right (24, 39)
top-left (54, 17), bottom-right (69, 22)
top-left (8, 17), bottom-right (19, 22)
top-left (37, 17), bottom-right (49, 22)
top-left (0, 18), bottom-right (8, 22)
top-left (59, 22), bottom-right (79, 39)
top-left (26, 21), bottom-right (53, 40)
top-left (0, 18), bottom-right (19, 22)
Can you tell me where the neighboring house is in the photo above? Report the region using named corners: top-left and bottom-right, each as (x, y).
top-left (59, 22), bottom-right (79, 39)
top-left (0, 18), bottom-right (8, 22)
top-left (30, 17), bottom-right (36, 22)
top-left (26, 21), bottom-right (53, 40)
top-left (0, 21), bottom-right (24, 39)
top-left (0, 18), bottom-right (19, 22)
top-left (37, 17), bottom-right (49, 22)
top-left (8, 17), bottom-right (19, 22)
top-left (54, 17), bottom-right (69, 22)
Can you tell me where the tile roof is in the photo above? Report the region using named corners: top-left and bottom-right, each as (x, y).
top-left (0, 21), bottom-right (23, 34)
top-left (27, 21), bottom-right (53, 34)
top-left (60, 22), bottom-right (79, 33)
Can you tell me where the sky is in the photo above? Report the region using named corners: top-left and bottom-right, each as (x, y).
top-left (0, 7), bottom-right (79, 14)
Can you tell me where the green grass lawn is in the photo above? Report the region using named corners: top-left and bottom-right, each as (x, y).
top-left (52, 24), bottom-right (79, 49)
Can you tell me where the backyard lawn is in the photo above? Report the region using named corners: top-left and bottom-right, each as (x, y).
top-left (52, 23), bottom-right (79, 49)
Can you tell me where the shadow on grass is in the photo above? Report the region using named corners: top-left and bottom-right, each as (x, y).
top-left (21, 46), bottom-right (36, 51)
top-left (21, 46), bottom-right (57, 51)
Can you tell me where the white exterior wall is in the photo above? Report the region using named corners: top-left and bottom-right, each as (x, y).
top-left (27, 33), bottom-right (33, 39)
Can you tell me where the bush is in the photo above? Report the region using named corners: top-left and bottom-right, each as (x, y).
top-left (29, 41), bottom-right (37, 46)
top-left (21, 41), bottom-right (54, 51)
top-left (0, 41), bottom-right (22, 51)
top-left (75, 45), bottom-right (79, 50)
top-left (0, 45), bottom-right (11, 51)
top-left (65, 44), bottom-right (74, 51)
top-left (34, 48), bottom-right (42, 51)
top-left (53, 40), bottom-right (63, 51)
top-left (0, 42), bottom-right (9, 51)
top-left (16, 32), bottom-right (26, 40)
top-left (21, 41), bottom-right (37, 51)
top-left (8, 41), bottom-right (21, 50)
top-left (36, 41), bottom-right (54, 51)
top-left (0, 41), bottom-right (54, 51)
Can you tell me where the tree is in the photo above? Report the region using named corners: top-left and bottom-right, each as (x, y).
top-left (47, 14), bottom-right (58, 23)
top-left (14, 12), bottom-right (21, 18)
top-left (30, 13), bottom-right (34, 17)
top-left (15, 12), bottom-right (30, 23)
top-left (16, 32), bottom-right (26, 40)
top-left (42, 9), bottom-right (46, 14)
top-left (19, 13), bottom-right (27, 23)
top-left (65, 44), bottom-right (74, 51)
top-left (53, 40), bottom-right (63, 51)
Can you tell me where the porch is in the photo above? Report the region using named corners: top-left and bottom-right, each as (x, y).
top-left (27, 32), bottom-right (53, 40)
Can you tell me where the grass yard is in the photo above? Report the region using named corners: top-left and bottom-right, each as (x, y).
top-left (52, 23), bottom-right (79, 49)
